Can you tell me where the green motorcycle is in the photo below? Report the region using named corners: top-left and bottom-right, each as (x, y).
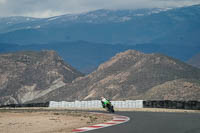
top-left (101, 100), bottom-right (115, 113)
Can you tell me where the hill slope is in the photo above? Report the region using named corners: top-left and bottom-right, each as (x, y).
top-left (187, 53), bottom-right (200, 68)
top-left (140, 79), bottom-right (200, 100)
top-left (32, 50), bottom-right (200, 102)
top-left (0, 51), bottom-right (83, 105)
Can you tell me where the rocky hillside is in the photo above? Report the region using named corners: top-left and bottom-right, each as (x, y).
top-left (188, 53), bottom-right (200, 68)
top-left (32, 50), bottom-right (200, 102)
top-left (139, 79), bottom-right (200, 101)
top-left (0, 50), bottom-right (83, 105)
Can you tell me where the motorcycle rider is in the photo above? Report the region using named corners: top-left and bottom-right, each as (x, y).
top-left (101, 96), bottom-right (115, 113)
top-left (101, 97), bottom-right (110, 108)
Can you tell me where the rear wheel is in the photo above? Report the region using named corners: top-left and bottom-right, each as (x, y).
top-left (107, 104), bottom-right (115, 113)
top-left (110, 105), bottom-right (115, 113)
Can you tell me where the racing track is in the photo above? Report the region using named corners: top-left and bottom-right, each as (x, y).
top-left (86, 111), bottom-right (200, 133)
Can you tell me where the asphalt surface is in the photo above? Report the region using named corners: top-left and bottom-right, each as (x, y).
top-left (87, 111), bottom-right (200, 133)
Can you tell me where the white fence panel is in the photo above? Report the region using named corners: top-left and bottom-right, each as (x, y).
top-left (49, 100), bottom-right (143, 108)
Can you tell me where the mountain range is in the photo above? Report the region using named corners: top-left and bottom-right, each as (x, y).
top-left (31, 50), bottom-right (200, 103)
top-left (0, 5), bottom-right (200, 73)
top-left (0, 5), bottom-right (200, 45)
top-left (0, 50), bottom-right (199, 105)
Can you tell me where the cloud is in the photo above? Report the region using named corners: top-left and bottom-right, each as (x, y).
top-left (0, 0), bottom-right (200, 18)
top-left (0, 0), bottom-right (6, 4)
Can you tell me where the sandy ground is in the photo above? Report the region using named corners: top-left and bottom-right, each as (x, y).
top-left (0, 109), bottom-right (112, 133)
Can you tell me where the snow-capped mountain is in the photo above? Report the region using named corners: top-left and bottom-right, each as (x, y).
top-left (0, 16), bottom-right (40, 33)
top-left (0, 8), bottom-right (172, 33)
top-left (45, 8), bottom-right (172, 24)
top-left (0, 16), bottom-right (37, 25)
top-left (0, 5), bottom-right (200, 73)
top-left (0, 4), bottom-right (200, 45)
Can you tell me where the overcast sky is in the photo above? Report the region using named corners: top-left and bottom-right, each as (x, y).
top-left (0, 0), bottom-right (200, 18)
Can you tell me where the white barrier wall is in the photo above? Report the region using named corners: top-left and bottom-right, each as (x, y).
top-left (49, 100), bottom-right (143, 108)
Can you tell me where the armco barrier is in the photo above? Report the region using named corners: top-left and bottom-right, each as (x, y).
top-left (49, 100), bottom-right (143, 108)
top-left (0, 102), bottom-right (49, 108)
top-left (1, 100), bottom-right (199, 110)
top-left (143, 100), bottom-right (200, 110)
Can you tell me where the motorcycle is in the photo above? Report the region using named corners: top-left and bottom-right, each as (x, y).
top-left (102, 101), bottom-right (115, 113)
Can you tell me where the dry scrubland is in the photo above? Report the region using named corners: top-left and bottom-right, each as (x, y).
top-left (0, 108), bottom-right (112, 133)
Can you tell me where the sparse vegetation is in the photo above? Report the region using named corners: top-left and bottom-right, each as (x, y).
top-left (0, 108), bottom-right (112, 133)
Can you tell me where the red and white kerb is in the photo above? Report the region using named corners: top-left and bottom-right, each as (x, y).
top-left (72, 113), bottom-right (130, 132)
